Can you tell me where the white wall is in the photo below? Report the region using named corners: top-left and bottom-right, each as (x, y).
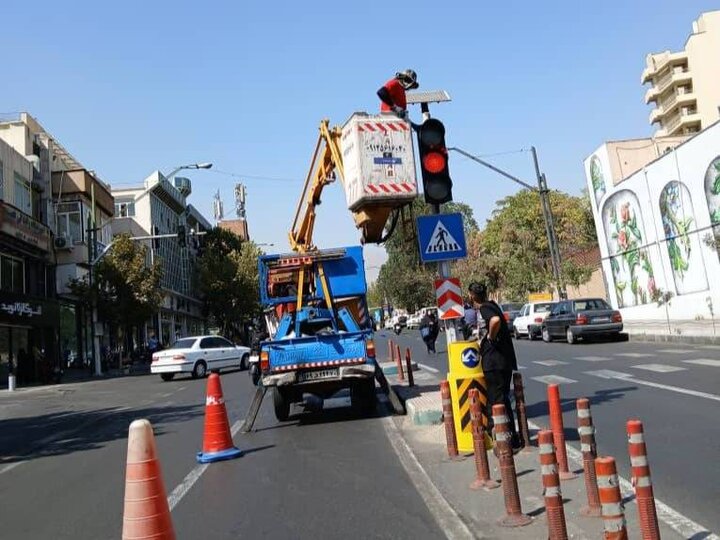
top-left (0, 138), bottom-right (33, 206)
top-left (585, 122), bottom-right (720, 323)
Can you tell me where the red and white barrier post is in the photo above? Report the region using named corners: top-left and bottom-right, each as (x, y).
top-left (469, 388), bottom-right (499, 490)
top-left (596, 456), bottom-right (628, 540)
top-left (547, 383), bottom-right (576, 480)
top-left (627, 419), bottom-right (660, 540)
top-left (440, 380), bottom-right (459, 458)
top-left (538, 430), bottom-right (568, 540)
top-left (577, 398), bottom-right (602, 517)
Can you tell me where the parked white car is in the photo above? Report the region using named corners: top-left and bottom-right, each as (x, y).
top-left (406, 313), bottom-right (421, 329)
top-left (151, 335), bottom-right (251, 381)
top-left (512, 301), bottom-right (557, 340)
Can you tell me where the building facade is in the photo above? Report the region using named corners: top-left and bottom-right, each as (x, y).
top-left (584, 120), bottom-right (720, 337)
top-left (642, 10), bottom-right (720, 137)
top-left (112, 172), bottom-right (211, 346)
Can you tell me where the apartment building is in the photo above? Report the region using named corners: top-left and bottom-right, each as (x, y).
top-left (642, 10), bottom-right (720, 137)
top-left (112, 172), bottom-right (211, 346)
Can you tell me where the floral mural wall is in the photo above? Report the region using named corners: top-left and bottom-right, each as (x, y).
top-left (602, 191), bottom-right (656, 307)
top-left (659, 181), bottom-right (708, 295)
top-left (705, 156), bottom-right (720, 253)
top-left (589, 155), bottom-right (606, 207)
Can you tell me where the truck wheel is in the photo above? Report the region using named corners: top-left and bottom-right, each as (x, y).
top-left (160, 373), bottom-right (175, 382)
top-left (249, 364), bottom-right (261, 386)
top-left (273, 387), bottom-right (291, 421)
top-left (351, 380), bottom-right (377, 415)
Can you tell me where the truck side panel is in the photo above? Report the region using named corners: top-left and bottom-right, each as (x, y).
top-left (265, 331), bottom-right (370, 372)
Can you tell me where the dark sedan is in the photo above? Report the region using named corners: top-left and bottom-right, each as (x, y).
top-left (500, 302), bottom-right (524, 332)
top-left (541, 298), bottom-right (623, 344)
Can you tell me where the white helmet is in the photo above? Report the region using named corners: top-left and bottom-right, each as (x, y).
top-left (396, 69), bottom-right (419, 90)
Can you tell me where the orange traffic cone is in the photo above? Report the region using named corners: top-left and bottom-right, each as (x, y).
top-left (196, 372), bottom-right (242, 463)
top-left (122, 419), bottom-right (175, 540)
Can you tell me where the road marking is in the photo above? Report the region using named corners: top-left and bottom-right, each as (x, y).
top-left (699, 345), bottom-right (720, 350)
top-left (414, 372), bottom-right (436, 381)
top-left (575, 355), bottom-right (610, 362)
top-left (167, 418), bottom-right (243, 512)
top-left (418, 363), bottom-right (439, 374)
top-left (0, 461), bottom-right (25, 476)
top-left (684, 358), bottom-right (720, 367)
top-left (533, 360), bottom-right (568, 367)
top-left (656, 349), bottom-right (693, 354)
top-left (531, 375), bottom-right (577, 385)
top-left (631, 363), bottom-right (686, 373)
top-left (381, 416), bottom-right (474, 540)
top-left (614, 352), bottom-right (654, 358)
top-left (526, 420), bottom-right (719, 540)
top-left (586, 370), bottom-right (720, 402)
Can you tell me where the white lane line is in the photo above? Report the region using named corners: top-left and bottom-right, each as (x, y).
top-left (699, 345), bottom-right (720, 350)
top-left (656, 349), bottom-right (694, 354)
top-left (631, 364), bottom-right (686, 373)
top-left (614, 352), bottom-right (654, 358)
top-left (418, 363), bottom-right (440, 374)
top-left (167, 417), bottom-right (243, 511)
top-left (381, 416), bottom-right (473, 540)
top-left (575, 356), bottom-right (611, 362)
top-left (531, 375), bottom-right (577, 385)
top-left (586, 370), bottom-right (720, 402)
top-left (527, 419), bottom-right (719, 540)
top-left (684, 358), bottom-right (720, 367)
top-left (533, 360), bottom-right (568, 367)
top-left (0, 461), bottom-right (25, 476)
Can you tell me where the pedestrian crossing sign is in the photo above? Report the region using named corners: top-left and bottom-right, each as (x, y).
top-left (416, 213), bottom-right (467, 263)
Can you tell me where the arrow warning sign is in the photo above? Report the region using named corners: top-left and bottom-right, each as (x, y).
top-left (425, 221), bottom-right (462, 255)
top-left (434, 278), bottom-right (465, 320)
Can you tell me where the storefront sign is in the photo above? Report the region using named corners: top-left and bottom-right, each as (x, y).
top-left (0, 201), bottom-right (50, 252)
top-left (0, 302), bottom-right (42, 317)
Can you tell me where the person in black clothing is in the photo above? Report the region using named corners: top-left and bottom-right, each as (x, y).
top-left (469, 282), bottom-right (522, 450)
top-left (419, 312), bottom-right (439, 354)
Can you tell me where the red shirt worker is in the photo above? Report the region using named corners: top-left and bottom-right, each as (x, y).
top-left (377, 69), bottom-right (419, 119)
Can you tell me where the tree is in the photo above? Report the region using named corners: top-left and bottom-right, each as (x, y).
top-left (70, 234), bottom-right (163, 347)
top-left (196, 227), bottom-right (263, 340)
top-left (456, 189), bottom-right (597, 300)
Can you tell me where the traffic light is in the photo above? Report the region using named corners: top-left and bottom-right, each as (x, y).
top-left (177, 224), bottom-right (186, 247)
top-left (418, 118), bottom-right (452, 205)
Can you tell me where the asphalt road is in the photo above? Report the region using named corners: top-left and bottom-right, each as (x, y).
top-left (382, 328), bottom-right (720, 535)
top-left (0, 367), bottom-right (443, 539)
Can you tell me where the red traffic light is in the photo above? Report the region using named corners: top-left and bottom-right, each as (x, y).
top-left (423, 152), bottom-right (446, 174)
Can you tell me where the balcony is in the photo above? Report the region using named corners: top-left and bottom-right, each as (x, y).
top-left (641, 51), bottom-right (688, 84)
top-left (644, 68), bottom-right (692, 104)
top-left (662, 111), bottom-right (701, 136)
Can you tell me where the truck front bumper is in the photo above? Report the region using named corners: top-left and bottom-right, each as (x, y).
top-left (262, 363), bottom-right (376, 387)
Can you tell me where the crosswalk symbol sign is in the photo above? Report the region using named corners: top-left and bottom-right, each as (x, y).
top-left (416, 213), bottom-right (467, 263)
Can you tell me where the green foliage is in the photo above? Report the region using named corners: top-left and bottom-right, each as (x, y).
top-left (196, 227), bottom-right (262, 339)
top-left (69, 234), bottom-right (163, 335)
top-left (713, 162), bottom-right (720, 195)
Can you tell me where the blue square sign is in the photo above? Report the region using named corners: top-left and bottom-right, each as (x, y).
top-left (416, 213), bottom-right (467, 263)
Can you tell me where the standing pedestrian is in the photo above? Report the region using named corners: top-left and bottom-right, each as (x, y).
top-left (419, 311), bottom-right (439, 354)
top-left (462, 301), bottom-right (477, 340)
top-left (469, 282), bottom-right (522, 450)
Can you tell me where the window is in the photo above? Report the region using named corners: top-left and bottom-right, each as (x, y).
top-left (169, 338), bottom-right (196, 350)
top-left (573, 299), bottom-right (610, 311)
top-left (0, 254), bottom-right (24, 293)
top-left (13, 172), bottom-right (31, 214)
top-left (56, 202), bottom-right (83, 243)
top-left (535, 303), bottom-right (555, 313)
top-left (115, 200), bottom-right (135, 218)
top-left (199, 337), bottom-right (215, 350)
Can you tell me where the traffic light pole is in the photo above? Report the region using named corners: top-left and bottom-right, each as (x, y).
top-left (421, 103), bottom-right (458, 344)
top-left (448, 146), bottom-right (567, 300)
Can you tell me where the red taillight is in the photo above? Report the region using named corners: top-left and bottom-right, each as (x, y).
top-left (576, 314), bottom-right (589, 325)
top-left (503, 312), bottom-right (511, 322)
top-left (151, 353), bottom-right (158, 363)
top-left (366, 339), bottom-right (376, 358)
top-left (534, 317), bottom-right (543, 323)
top-left (612, 312), bottom-right (622, 323)
top-left (260, 351), bottom-right (269, 372)
top-left (172, 354), bottom-right (186, 361)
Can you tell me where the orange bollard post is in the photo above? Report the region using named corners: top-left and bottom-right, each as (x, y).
top-left (404, 348), bottom-right (414, 387)
top-left (577, 398), bottom-right (602, 517)
top-left (395, 343), bottom-right (405, 381)
top-left (493, 404), bottom-right (532, 527)
top-left (596, 457), bottom-right (628, 540)
top-left (469, 388), bottom-right (499, 490)
top-left (440, 380), bottom-right (459, 458)
top-left (512, 372), bottom-right (532, 451)
top-left (122, 419), bottom-right (176, 540)
top-left (388, 339), bottom-right (394, 363)
top-left (627, 420), bottom-right (661, 540)
top-left (197, 372), bottom-right (242, 463)
top-left (547, 384), bottom-right (576, 480)
top-left (538, 430), bottom-right (569, 540)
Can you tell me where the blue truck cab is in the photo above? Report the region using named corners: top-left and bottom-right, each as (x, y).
top-left (258, 246), bottom-right (377, 421)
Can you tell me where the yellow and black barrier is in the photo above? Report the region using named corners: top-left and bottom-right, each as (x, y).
top-left (447, 341), bottom-right (491, 453)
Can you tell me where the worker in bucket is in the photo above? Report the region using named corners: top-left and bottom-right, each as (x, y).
top-left (377, 69), bottom-right (419, 120)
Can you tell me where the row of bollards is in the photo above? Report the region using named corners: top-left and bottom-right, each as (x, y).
top-left (439, 374), bottom-right (662, 539)
top-left (388, 339), bottom-right (415, 388)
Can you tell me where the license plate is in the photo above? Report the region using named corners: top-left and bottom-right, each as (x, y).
top-left (593, 317), bottom-right (610, 323)
top-left (298, 368), bottom-right (339, 382)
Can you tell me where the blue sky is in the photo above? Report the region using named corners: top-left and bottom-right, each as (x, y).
top-left (1, 0), bottom-right (716, 279)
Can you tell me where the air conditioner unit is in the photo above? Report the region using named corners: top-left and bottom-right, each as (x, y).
top-left (54, 235), bottom-right (72, 250)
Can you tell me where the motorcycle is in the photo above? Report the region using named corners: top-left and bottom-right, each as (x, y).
top-left (393, 323), bottom-right (402, 336)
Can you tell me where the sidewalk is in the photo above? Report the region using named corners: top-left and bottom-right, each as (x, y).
top-left (624, 319), bottom-right (720, 345)
top-left (386, 369), bottom-right (685, 539)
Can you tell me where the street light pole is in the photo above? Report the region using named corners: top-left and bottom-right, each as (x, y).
top-left (448, 146), bottom-right (567, 300)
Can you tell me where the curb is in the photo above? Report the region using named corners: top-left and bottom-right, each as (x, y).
top-left (626, 332), bottom-right (720, 346)
top-left (378, 361), bottom-right (419, 377)
top-left (395, 385), bottom-right (443, 426)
